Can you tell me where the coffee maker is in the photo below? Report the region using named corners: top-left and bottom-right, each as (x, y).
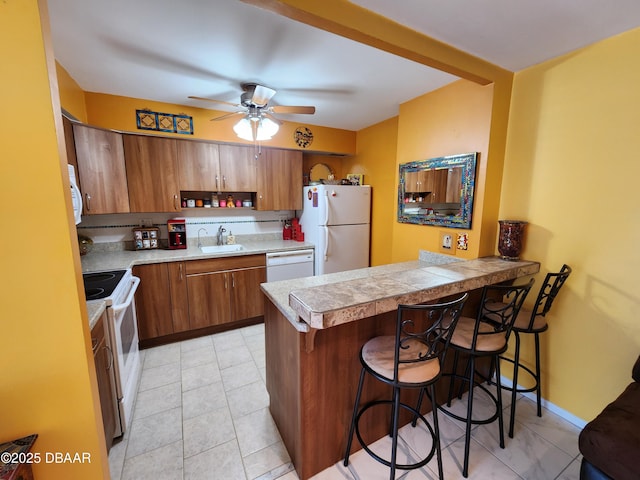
top-left (167, 218), bottom-right (187, 249)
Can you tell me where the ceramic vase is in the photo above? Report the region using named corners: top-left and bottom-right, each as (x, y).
top-left (498, 220), bottom-right (527, 260)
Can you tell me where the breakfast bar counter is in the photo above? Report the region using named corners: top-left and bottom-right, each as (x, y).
top-left (260, 255), bottom-right (539, 479)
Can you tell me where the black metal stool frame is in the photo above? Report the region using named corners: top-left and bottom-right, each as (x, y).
top-left (433, 280), bottom-right (534, 478)
top-left (498, 264), bottom-right (572, 438)
top-left (343, 294), bottom-right (468, 480)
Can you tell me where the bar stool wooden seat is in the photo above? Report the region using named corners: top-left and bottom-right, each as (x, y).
top-left (436, 280), bottom-right (534, 478)
top-left (496, 264), bottom-right (572, 438)
top-left (343, 294), bottom-right (468, 480)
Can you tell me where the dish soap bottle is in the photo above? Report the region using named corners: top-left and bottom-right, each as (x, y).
top-left (226, 231), bottom-right (236, 245)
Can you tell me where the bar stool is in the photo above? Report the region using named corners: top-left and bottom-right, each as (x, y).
top-left (436, 280), bottom-right (534, 478)
top-left (343, 294), bottom-right (468, 480)
top-left (498, 264), bottom-right (572, 438)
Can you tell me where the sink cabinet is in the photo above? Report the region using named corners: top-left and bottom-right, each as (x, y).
top-left (72, 123), bottom-right (130, 214)
top-left (91, 312), bottom-right (119, 451)
top-left (185, 255), bottom-right (266, 329)
top-left (123, 135), bottom-right (181, 212)
top-left (134, 255), bottom-right (265, 347)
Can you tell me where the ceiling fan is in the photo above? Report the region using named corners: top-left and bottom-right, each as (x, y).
top-left (189, 83), bottom-right (316, 141)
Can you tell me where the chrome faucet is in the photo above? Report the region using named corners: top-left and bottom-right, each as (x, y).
top-left (216, 225), bottom-right (226, 245)
top-left (197, 227), bottom-right (208, 248)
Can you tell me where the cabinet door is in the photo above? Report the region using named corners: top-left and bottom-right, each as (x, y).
top-left (92, 313), bottom-right (118, 450)
top-left (177, 140), bottom-right (220, 191)
top-left (218, 145), bottom-right (258, 192)
top-left (168, 262), bottom-right (190, 333)
top-left (133, 263), bottom-right (175, 340)
top-left (446, 167), bottom-right (463, 203)
top-left (186, 271), bottom-right (231, 329)
top-left (429, 169), bottom-right (449, 203)
top-left (256, 149), bottom-right (303, 210)
top-left (230, 266), bottom-right (266, 321)
top-left (73, 124), bottom-right (130, 214)
top-left (124, 135), bottom-right (181, 212)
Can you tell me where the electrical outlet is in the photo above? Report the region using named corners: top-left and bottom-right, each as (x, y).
top-left (141, 218), bottom-right (153, 227)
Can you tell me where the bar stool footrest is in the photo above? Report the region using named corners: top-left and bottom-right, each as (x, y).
top-left (353, 399), bottom-right (437, 471)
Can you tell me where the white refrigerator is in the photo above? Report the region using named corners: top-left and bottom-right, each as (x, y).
top-left (299, 185), bottom-right (371, 275)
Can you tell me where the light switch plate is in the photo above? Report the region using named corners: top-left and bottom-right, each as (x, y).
top-left (439, 231), bottom-right (456, 254)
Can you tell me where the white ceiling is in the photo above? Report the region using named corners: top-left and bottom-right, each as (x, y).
top-left (48, 0), bottom-right (640, 131)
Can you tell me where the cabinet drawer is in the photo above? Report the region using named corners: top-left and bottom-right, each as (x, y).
top-left (185, 254), bottom-right (265, 274)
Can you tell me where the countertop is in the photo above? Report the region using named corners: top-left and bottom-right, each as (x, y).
top-left (80, 239), bottom-right (315, 273)
top-left (83, 238), bottom-right (314, 329)
top-left (261, 256), bottom-right (540, 331)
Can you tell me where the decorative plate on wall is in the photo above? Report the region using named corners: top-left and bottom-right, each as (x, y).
top-left (294, 126), bottom-right (313, 148)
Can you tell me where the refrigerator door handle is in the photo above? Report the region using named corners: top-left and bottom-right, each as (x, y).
top-left (323, 227), bottom-right (329, 261)
top-left (322, 189), bottom-right (330, 226)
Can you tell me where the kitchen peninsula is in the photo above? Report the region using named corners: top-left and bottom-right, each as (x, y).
top-left (260, 254), bottom-right (540, 479)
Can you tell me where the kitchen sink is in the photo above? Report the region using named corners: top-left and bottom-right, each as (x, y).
top-left (199, 244), bottom-right (244, 253)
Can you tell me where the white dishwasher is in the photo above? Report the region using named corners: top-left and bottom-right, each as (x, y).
top-left (266, 249), bottom-right (314, 282)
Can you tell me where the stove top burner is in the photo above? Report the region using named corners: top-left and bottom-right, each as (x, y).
top-left (85, 287), bottom-right (105, 300)
top-left (83, 270), bottom-right (126, 301)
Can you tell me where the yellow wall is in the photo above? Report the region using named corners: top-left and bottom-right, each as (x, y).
top-left (0, 1), bottom-right (108, 478)
top-left (56, 62), bottom-right (87, 122)
top-left (502, 27), bottom-right (640, 419)
top-left (391, 80), bottom-right (495, 262)
top-left (83, 92), bottom-right (356, 155)
top-left (347, 117), bottom-right (398, 266)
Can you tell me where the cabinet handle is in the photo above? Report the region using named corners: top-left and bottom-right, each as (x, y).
top-left (222, 175), bottom-right (227, 189)
top-left (215, 175), bottom-right (219, 190)
top-left (104, 345), bottom-right (114, 371)
top-left (91, 337), bottom-right (99, 352)
top-left (85, 193), bottom-right (91, 212)
top-left (179, 263), bottom-right (183, 281)
top-left (231, 272), bottom-right (235, 288)
top-left (173, 194), bottom-right (179, 210)
top-left (224, 272), bottom-right (228, 290)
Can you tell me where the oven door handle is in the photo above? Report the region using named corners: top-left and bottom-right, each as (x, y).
top-left (110, 276), bottom-right (140, 315)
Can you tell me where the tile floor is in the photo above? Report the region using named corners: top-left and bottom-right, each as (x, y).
top-left (109, 324), bottom-right (583, 480)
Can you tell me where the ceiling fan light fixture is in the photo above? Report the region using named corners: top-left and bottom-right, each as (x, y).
top-left (258, 117), bottom-right (279, 139)
top-left (233, 117), bottom-right (254, 141)
top-left (233, 114), bottom-right (279, 142)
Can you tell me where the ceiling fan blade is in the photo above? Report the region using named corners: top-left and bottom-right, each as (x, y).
top-left (189, 95), bottom-right (241, 108)
top-left (262, 111), bottom-right (283, 125)
top-left (251, 85), bottom-right (276, 107)
top-left (271, 105), bottom-right (316, 115)
top-left (210, 111), bottom-right (245, 122)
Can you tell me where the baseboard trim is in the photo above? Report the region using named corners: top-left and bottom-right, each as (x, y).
top-left (499, 374), bottom-right (587, 429)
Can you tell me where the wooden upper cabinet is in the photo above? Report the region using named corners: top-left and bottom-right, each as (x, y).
top-left (256, 149), bottom-right (303, 211)
top-left (426, 169), bottom-right (449, 203)
top-left (218, 145), bottom-right (258, 192)
top-left (446, 167), bottom-right (463, 203)
top-left (177, 141), bottom-right (257, 192)
top-left (177, 140), bottom-right (220, 191)
top-left (73, 124), bottom-right (130, 214)
top-left (123, 135), bottom-right (181, 212)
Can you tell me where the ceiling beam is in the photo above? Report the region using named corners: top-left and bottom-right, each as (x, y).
top-left (240, 0), bottom-right (513, 86)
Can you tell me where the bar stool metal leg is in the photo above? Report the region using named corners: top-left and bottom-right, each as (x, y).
top-left (508, 330), bottom-right (522, 438)
top-left (344, 367), bottom-right (366, 467)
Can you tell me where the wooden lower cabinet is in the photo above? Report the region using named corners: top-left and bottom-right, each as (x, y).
top-left (134, 255), bottom-right (265, 347)
top-left (185, 255), bottom-right (266, 329)
top-left (91, 312), bottom-right (119, 451)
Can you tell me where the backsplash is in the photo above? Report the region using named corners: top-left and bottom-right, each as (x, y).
top-left (77, 209), bottom-right (293, 245)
